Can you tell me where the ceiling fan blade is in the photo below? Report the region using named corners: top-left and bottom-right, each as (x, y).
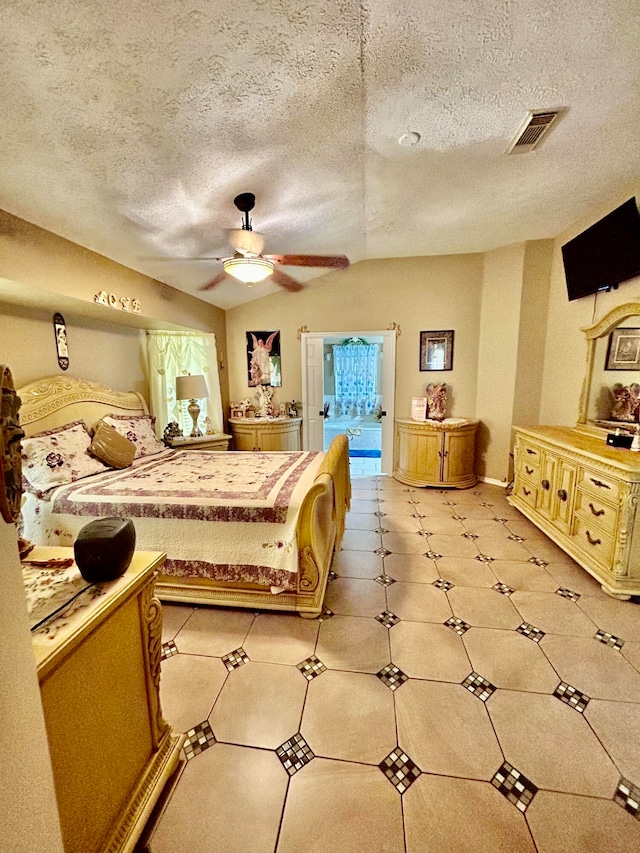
top-left (271, 268), bottom-right (304, 292)
top-left (198, 270), bottom-right (228, 291)
top-left (265, 254), bottom-right (349, 269)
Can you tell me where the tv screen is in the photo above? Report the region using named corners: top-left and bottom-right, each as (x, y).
top-left (562, 198), bottom-right (640, 301)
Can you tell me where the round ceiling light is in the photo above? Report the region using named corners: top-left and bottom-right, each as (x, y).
top-left (398, 131), bottom-right (421, 146)
top-left (223, 256), bottom-right (275, 283)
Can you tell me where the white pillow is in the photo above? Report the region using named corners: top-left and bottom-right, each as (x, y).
top-left (21, 421), bottom-right (107, 495)
top-left (100, 414), bottom-right (166, 459)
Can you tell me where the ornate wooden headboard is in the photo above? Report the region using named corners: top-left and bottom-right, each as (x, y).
top-left (18, 375), bottom-right (149, 437)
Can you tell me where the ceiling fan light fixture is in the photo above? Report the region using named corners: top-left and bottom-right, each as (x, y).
top-left (223, 256), bottom-right (275, 283)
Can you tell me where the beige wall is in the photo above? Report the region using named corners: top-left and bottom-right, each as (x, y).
top-left (539, 180), bottom-right (640, 425)
top-left (225, 253), bottom-right (484, 424)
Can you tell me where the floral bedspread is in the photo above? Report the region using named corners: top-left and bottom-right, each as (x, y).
top-left (22, 449), bottom-right (323, 590)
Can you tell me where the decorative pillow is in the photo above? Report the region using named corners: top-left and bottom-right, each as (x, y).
top-left (89, 421), bottom-right (137, 469)
top-left (100, 414), bottom-right (166, 459)
top-left (21, 421), bottom-right (107, 495)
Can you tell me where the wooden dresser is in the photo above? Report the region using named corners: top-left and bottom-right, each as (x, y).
top-left (31, 548), bottom-right (183, 853)
top-left (165, 432), bottom-right (232, 451)
top-left (228, 416), bottom-right (302, 451)
top-left (509, 426), bottom-right (640, 599)
top-left (393, 418), bottom-right (478, 488)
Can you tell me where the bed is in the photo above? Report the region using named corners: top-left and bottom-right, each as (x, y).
top-left (18, 375), bottom-right (351, 617)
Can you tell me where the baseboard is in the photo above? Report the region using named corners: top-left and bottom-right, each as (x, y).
top-left (478, 476), bottom-right (508, 488)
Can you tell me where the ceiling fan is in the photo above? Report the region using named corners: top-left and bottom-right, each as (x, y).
top-left (193, 193), bottom-right (349, 292)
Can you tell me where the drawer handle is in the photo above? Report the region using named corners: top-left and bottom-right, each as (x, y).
top-left (585, 530), bottom-right (601, 547)
top-left (557, 489), bottom-right (568, 502)
top-left (525, 465), bottom-right (534, 475)
top-left (588, 502), bottom-right (605, 517)
top-left (523, 487), bottom-right (531, 496)
top-left (541, 479), bottom-right (550, 490)
top-left (526, 448), bottom-right (536, 455)
top-left (589, 478), bottom-right (610, 490)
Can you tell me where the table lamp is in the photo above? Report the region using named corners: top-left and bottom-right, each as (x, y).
top-left (176, 374), bottom-right (209, 437)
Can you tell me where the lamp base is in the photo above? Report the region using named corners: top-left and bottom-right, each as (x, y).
top-left (187, 399), bottom-right (202, 437)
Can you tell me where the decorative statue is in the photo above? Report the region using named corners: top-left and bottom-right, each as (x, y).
top-left (255, 384), bottom-right (275, 417)
top-left (163, 421), bottom-right (183, 441)
top-left (611, 383), bottom-right (640, 422)
top-left (425, 383), bottom-right (447, 421)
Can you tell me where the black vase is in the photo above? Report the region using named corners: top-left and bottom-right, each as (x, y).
top-left (74, 517), bottom-right (136, 583)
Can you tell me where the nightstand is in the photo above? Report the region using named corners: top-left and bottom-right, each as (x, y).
top-left (165, 433), bottom-right (232, 451)
top-left (228, 417), bottom-right (302, 451)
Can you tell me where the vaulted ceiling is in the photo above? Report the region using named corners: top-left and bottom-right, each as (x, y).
top-left (1, 1), bottom-right (639, 308)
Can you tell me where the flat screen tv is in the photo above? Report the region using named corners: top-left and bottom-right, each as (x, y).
top-left (562, 198), bottom-right (640, 301)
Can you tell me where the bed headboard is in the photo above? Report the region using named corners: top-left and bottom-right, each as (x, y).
top-left (17, 375), bottom-right (149, 437)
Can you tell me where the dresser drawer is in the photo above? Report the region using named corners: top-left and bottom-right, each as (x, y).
top-left (574, 489), bottom-right (618, 537)
top-left (572, 519), bottom-right (615, 569)
top-left (577, 468), bottom-right (620, 503)
top-left (518, 456), bottom-right (540, 484)
top-left (514, 479), bottom-right (537, 509)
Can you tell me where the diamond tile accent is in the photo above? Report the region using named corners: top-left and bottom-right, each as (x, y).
top-left (327, 569), bottom-right (338, 582)
top-left (554, 681), bottom-right (590, 713)
top-left (373, 527), bottom-right (389, 534)
top-left (374, 574), bottom-right (396, 587)
top-left (424, 550), bottom-right (443, 559)
top-left (556, 587), bottom-right (581, 602)
top-left (417, 529), bottom-right (431, 537)
top-left (379, 748), bottom-right (421, 794)
top-left (444, 616), bottom-right (471, 635)
top-left (443, 501), bottom-right (457, 506)
top-left (491, 762), bottom-right (538, 812)
top-left (297, 655), bottom-right (327, 681)
top-left (411, 512), bottom-right (426, 519)
top-left (462, 532), bottom-right (479, 540)
top-left (374, 511), bottom-right (386, 517)
top-left (319, 607), bottom-right (335, 621)
top-left (276, 733), bottom-right (314, 777)
top-left (492, 582), bottom-right (515, 596)
top-left (528, 556), bottom-right (549, 567)
top-left (476, 553), bottom-right (494, 563)
top-left (403, 488), bottom-right (416, 493)
top-left (494, 517), bottom-right (509, 523)
top-left (221, 647), bottom-right (250, 671)
top-left (614, 777), bottom-right (640, 819)
top-left (407, 499), bottom-right (420, 505)
top-left (377, 664), bottom-right (409, 691)
top-left (183, 721), bottom-right (216, 760)
top-left (594, 628), bottom-right (625, 650)
top-left (516, 622), bottom-right (545, 643)
top-left (507, 534), bottom-right (525, 542)
top-left (462, 671), bottom-right (496, 702)
top-left (452, 514), bottom-right (467, 521)
top-left (376, 610), bottom-right (400, 628)
top-left (432, 578), bottom-right (454, 591)
top-left (480, 502), bottom-right (494, 508)
top-left (161, 640), bottom-right (179, 660)
top-left (374, 547), bottom-right (392, 557)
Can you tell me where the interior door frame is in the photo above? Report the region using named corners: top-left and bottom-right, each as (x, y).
top-left (301, 329), bottom-right (397, 473)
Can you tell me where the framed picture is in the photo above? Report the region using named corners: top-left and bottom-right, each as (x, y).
top-left (605, 328), bottom-right (640, 370)
top-left (247, 330), bottom-right (282, 387)
top-left (53, 312), bottom-right (69, 371)
top-left (420, 330), bottom-right (454, 371)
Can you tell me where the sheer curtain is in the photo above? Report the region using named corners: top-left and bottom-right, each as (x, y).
top-left (146, 331), bottom-right (223, 436)
top-left (332, 343), bottom-right (379, 415)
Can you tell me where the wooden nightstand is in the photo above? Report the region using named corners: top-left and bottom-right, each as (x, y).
top-left (165, 432), bottom-right (232, 451)
top-left (228, 417), bottom-right (302, 451)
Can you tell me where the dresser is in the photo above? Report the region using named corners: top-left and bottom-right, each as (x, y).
top-left (228, 416), bottom-right (302, 451)
top-left (393, 418), bottom-right (478, 488)
top-left (509, 426), bottom-right (640, 599)
top-left (165, 432), bottom-right (231, 451)
top-left (31, 548), bottom-right (183, 853)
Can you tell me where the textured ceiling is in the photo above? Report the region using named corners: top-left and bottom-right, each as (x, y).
top-left (1, 0), bottom-right (639, 309)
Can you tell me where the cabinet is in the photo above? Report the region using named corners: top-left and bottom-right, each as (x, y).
top-left (393, 418), bottom-right (478, 488)
top-left (166, 433), bottom-right (231, 451)
top-left (509, 426), bottom-right (640, 599)
top-left (229, 417), bottom-right (302, 451)
top-left (31, 547), bottom-right (183, 853)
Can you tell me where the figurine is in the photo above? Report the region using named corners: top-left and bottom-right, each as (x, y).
top-left (425, 383), bottom-right (447, 421)
top-left (255, 384), bottom-right (275, 418)
top-left (163, 421), bottom-right (183, 441)
top-left (611, 383), bottom-right (640, 422)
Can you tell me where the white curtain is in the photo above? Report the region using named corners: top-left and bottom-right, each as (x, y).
top-left (332, 343), bottom-right (379, 415)
top-left (146, 331), bottom-right (223, 436)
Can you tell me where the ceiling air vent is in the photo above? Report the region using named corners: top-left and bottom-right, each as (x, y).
top-left (507, 110), bottom-right (561, 154)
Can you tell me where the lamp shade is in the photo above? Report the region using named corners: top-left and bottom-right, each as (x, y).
top-left (176, 374), bottom-right (208, 401)
top-left (223, 256), bottom-right (275, 283)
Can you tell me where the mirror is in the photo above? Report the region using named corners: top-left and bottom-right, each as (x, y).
top-left (578, 301), bottom-right (640, 433)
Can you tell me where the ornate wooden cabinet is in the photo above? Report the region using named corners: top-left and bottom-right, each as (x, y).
top-left (509, 426), bottom-right (640, 599)
top-left (229, 417), bottom-right (302, 451)
top-left (32, 548), bottom-right (183, 853)
top-left (393, 418), bottom-right (478, 488)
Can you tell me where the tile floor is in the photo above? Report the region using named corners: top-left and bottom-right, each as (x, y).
top-left (144, 477), bottom-right (640, 852)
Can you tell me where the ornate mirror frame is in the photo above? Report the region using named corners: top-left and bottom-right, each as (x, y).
top-left (577, 301), bottom-right (640, 429)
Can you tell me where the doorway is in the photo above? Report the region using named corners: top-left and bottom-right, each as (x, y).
top-left (301, 330), bottom-right (396, 474)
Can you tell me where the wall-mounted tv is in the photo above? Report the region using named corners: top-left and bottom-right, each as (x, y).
top-left (562, 198), bottom-right (640, 301)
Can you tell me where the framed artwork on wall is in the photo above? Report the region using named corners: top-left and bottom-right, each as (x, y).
top-left (420, 330), bottom-right (454, 371)
top-left (247, 330), bottom-right (282, 387)
top-left (605, 328), bottom-right (640, 370)
top-left (53, 312), bottom-right (69, 371)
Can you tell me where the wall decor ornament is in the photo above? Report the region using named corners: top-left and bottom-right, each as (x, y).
top-left (605, 327), bottom-right (640, 370)
top-left (53, 312), bottom-right (69, 371)
top-left (247, 330), bottom-right (281, 387)
top-left (94, 291), bottom-right (141, 312)
top-left (420, 330), bottom-right (454, 371)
